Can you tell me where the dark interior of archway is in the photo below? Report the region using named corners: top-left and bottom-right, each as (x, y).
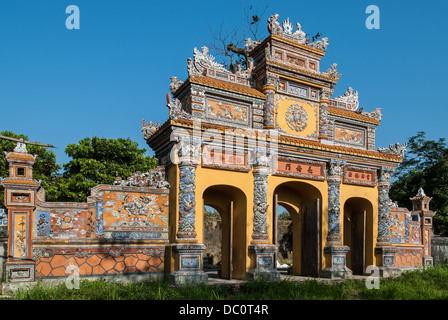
top-left (203, 205), bottom-right (222, 269)
top-left (344, 197), bottom-right (372, 275)
top-left (277, 203), bottom-right (293, 265)
top-left (273, 181), bottom-right (322, 277)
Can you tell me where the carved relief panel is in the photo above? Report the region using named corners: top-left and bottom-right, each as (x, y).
top-left (333, 122), bottom-right (366, 148)
top-left (275, 94), bottom-right (319, 138)
top-left (205, 95), bottom-right (251, 127)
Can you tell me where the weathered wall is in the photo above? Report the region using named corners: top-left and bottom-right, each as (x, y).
top-left (33, 183), bottom-right (169, 279)
top-left (432, 237), bottom-right (448, 265)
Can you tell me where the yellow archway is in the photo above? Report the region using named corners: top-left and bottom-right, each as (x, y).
top-left (202, 185), bottom-right (247, 279)
top-left (343, 197), bottom-right (374, 275)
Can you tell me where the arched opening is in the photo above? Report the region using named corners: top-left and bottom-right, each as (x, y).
top-left (203, 185), bottom-right (247, 280)
top-left (276, 203), bottom-right (293, 269)
top-left (202, 205), bottom-right (222, 269)
top-left (343, 197), bottom-right (374, 275)
top-left (273, 181), bottom-right (322, 277)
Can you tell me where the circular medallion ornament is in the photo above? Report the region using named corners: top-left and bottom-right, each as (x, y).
top-left (285, 104), bottom-right (308, 132)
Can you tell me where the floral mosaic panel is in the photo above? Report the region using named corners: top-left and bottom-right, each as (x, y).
top-left (12, 212), bottom-right (28, 259)
top-left (389, 208), bottom-right (421, 245)
top-left (46, 208), bottom-right (94, 239)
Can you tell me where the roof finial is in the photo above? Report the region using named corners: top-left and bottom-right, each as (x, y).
top-left (14, 140), bottom-right (27, 153)
top-left (416, 187), bottom-right (426, 197)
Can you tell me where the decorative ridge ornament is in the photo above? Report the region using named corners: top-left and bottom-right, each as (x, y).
top-left (187, 45), bottom-right (252, 86)
top-left (377, 142), bottom-right (407, 158)
top-left (331, 87), bottom-right (359, 111)
top-left (166, 93), bottom-right (191, 121)
top-left (267, 13), bottom-right (328, 49)
top-left (245, 38), bottom-right (261, 52)
top-left (416, 187), bottom-right (426, 198)
top-left (360, 108), bottom-right (382, 122)
top-left (114, 166), bottom-right (170, 189)
top-left (169, 76), bottom-right (184, 94)
top-left (322, 63), bottom-right (341, 79)
top-left (309, 37), bottom-right (329, 51)
top-left (187, 46), bottom-right (228, 78)
top-left (141, 119), bottom-right (162, 139)
top-left (14, 141), bottom-right (28, 153)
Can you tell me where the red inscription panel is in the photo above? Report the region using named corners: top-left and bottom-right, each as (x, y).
top-left (202, 148), bottom-right (249, 171)
top-left (275, 157), bottom-right (325, 180)
top-left (343, 166), bottom-right (377, 186)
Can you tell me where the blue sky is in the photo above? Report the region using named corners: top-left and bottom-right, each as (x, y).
top-left (0, 0), bottom-right (447, 165)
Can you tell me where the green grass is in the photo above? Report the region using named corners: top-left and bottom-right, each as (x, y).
top-left (356, 264), bottom-right (448, 300)
top-left (10, 264), bottom-right (448, 300)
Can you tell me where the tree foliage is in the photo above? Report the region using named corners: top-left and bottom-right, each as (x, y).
top-left (0, 133), bottom-right (157, 205)
top-left (58, 137), bottom-right (157, 202)
top-left (390, 131), bottom-right (448, 235)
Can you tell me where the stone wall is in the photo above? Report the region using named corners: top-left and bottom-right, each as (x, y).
top-left (432, 237), bottom-right (448, 265)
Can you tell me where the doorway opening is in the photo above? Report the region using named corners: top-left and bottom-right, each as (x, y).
top-left (343, 197), bottom-right (374, 275)
top-left (202, 185), bottom-right (247, 279)
top-left (273, 181), bottom-right (322, 277)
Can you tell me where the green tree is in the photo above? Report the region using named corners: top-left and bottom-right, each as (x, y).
top-left (57, 137), bottom-right (157, 202)
top-left (0, 131), bottom-right (61, 207)
top-left (390, 131), bottom-right (448, 235)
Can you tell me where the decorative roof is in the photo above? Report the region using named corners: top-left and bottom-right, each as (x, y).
top-left (144, 13), bottom-right (403, 162)
top-left (188, 76), bottom-right (266, 99)
top-left (328, 106), bottom-right (381, 124)
top-left (4, 142), bottom-right (38, 164)
top-left (331, 87), bottom-right (359, 111)
top-left (266, 59), bottom-right (339, 83)
top-left (4, 151), bottom-right (37, 163)
top-left (410, 187), bottom-right (432, 201)
top-left (278, 134), bottom-right (402, 162)
top-left (267, 14), bottom-right (329, 51)
top-left (0, 177), bottom-right (40, 187)
top-left (186, 46), bottom-right (252, 86)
